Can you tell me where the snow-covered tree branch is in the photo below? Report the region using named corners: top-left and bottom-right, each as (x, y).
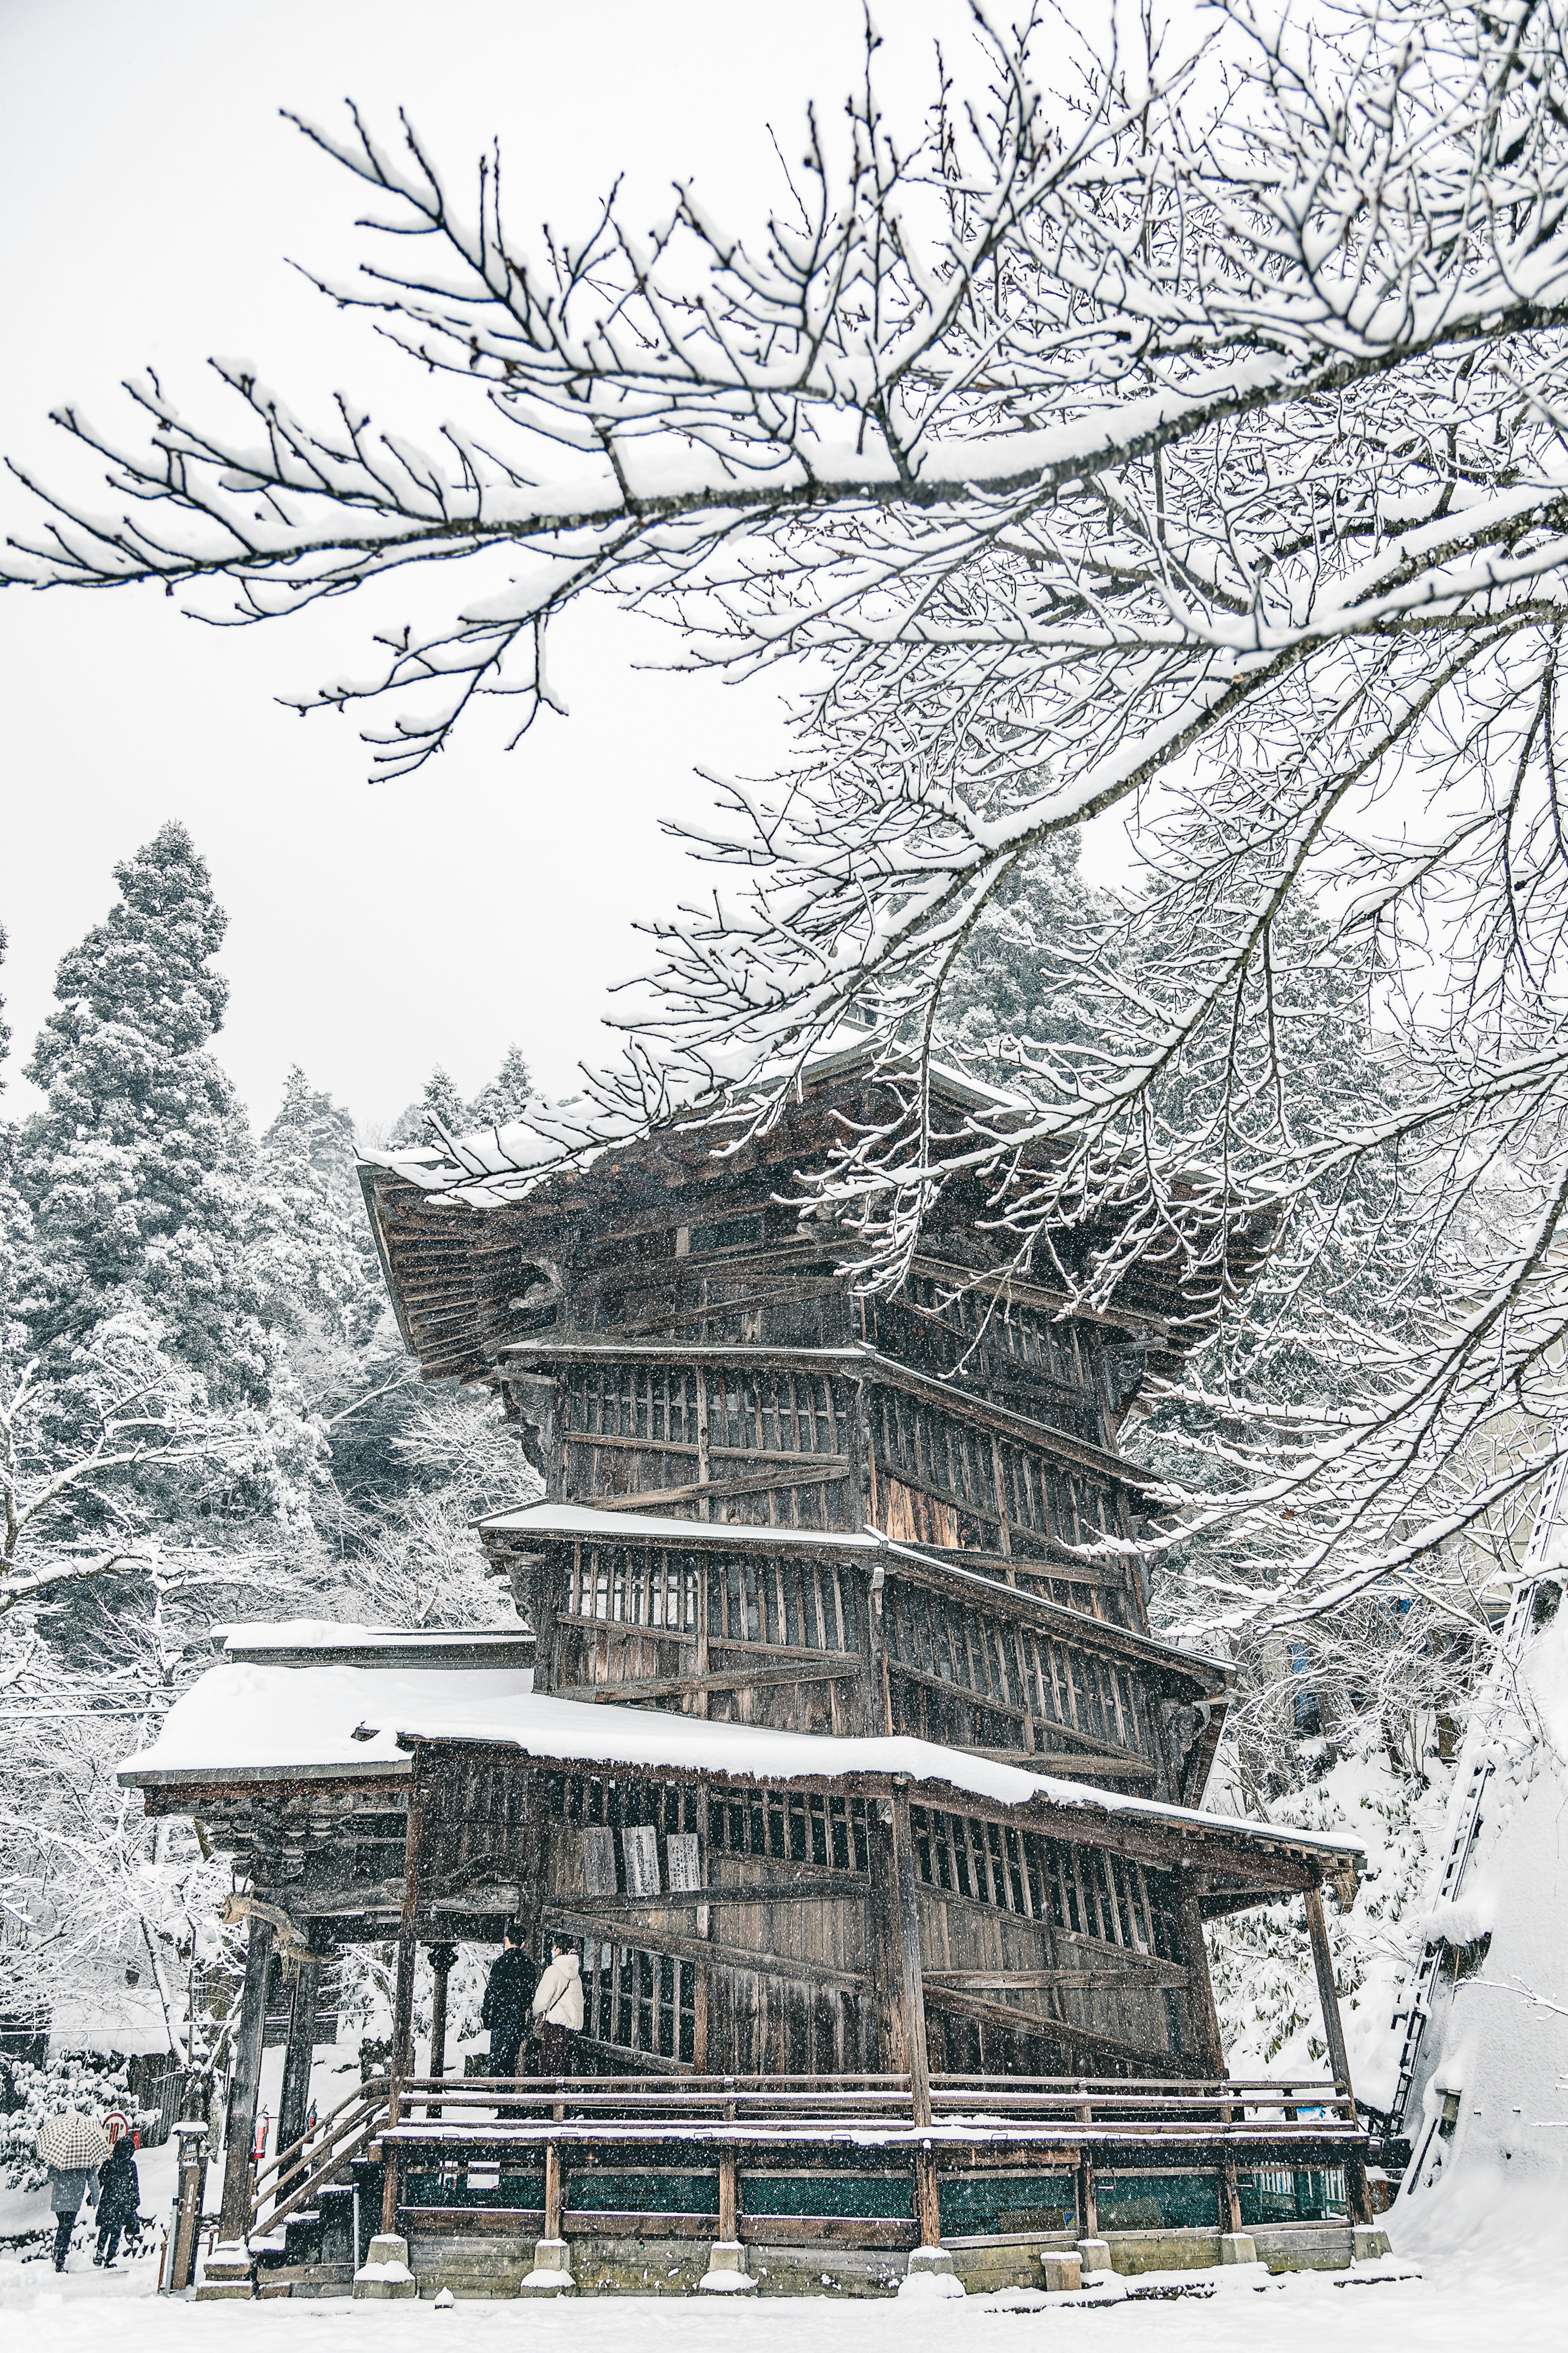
top-left (13, 2), bottom-right (1568, 1615)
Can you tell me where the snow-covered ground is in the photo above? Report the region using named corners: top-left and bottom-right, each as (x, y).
top-left (0, 2209), bottom-right (1560, 2353)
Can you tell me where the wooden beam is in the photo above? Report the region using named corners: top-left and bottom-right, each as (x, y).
top-left (585, 1464), bottom-right (849, 1514)
top-left (551, 1657), bottom-right (863, 1707)
top-left (543, 1906), bottom-right (870, 1995)
top-left (921, 1983), bottom-right (1199, 2072)
top-left (924, 1966), bottom-right (1189, 1992)
top-left (571, 1871), bottom-right (871, 1916)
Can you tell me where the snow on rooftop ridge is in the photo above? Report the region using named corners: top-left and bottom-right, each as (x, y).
top-left (359, 1030), bottom-right (1029, 1210)
top-left (118, 1660), bottom-right (1363, 1863)
top-left (479, 1501), bottom-right (885, 1548)
top-left (212, 1618), bottom-right (532, 1650)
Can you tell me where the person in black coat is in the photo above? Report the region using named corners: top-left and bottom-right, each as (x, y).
top-left (480, 1921), bottom-right (537, 2079)
top-left (94, 2137), bottom-right (142, 2268)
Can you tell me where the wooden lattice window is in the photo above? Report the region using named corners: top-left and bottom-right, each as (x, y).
top-left (706, 1789), bottom-right (871, 1873)
top-left (910, 1805), bottom-right (1181, 1959)
top-left (582, 1940), bottom-right (697, 2062)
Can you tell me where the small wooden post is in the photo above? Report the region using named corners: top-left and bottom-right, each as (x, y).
top-left (717, 2148), bottom-right (738, 2243)
top-left (426, 1941), bottom-right (458, 2121)
top-left (1221, 2152), bottom-right (1243, 2236)
top-left (218, 1914), bottom-right (275, 2242)
top-left (544, 2141), bottom-right (564, 2241)
top-left (1076, 2154), bottom-right (1098, 2239)
top-left (913, 2147), bottom-right (942, 2249)
top-left (168, 2128), bottom-right (208, 2293)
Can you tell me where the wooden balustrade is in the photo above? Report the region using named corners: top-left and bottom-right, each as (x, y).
top-left (251, 2068), bottom-right (1366, 2244)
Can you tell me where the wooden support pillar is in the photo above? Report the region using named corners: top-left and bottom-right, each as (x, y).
top-left (1220, 2152), bottom-right (1243, 2236)
top-left (912, 2148), bottom-right (942, 2250)
top-left (426, 1941), bottom-right (458, 2121)
top-left (1303, 1882), bottom-right (1371, 2221)
top-left (544, 2141), bottom-right (564, 2241)
top-left (717, 2148), bottom-right (738, 2242)
top-left (1303, 1884), bottom-right (1353, 2098)
top-left (276, 1948), bottom-right (323, 2182)
top-left (890, 1788), bottom-right (933, 2129)
top-left (1076, 2153), bottom-right (1098, 2239)
top-left (1174, 1881), bottom-right (1227, 2079)
top-left (381, 1776), bottom-right (427, 2234)
top-left (218, 1914), bottom-right (275, 2242)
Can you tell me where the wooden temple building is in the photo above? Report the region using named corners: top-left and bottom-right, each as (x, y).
top-left (119, 1046), bottom-right (1382, 2296)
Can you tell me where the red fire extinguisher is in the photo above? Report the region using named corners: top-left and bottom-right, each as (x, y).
top-left (252, 2107), bottom-right (270, 2165)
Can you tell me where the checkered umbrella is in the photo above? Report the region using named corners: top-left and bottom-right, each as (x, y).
top-left (35, 2112), bottom-right (112, 2170)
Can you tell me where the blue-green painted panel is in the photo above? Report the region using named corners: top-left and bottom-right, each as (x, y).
top-left (939, 2174), bottom-right (1075, 2235)
top-left (1096, 2172), bottom-right (1220, 2230)
top-left (739, 2173), bottom-right (914, 2219)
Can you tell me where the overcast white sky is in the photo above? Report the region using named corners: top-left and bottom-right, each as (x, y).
top-left (0, 0), bottom-right (991, 1134)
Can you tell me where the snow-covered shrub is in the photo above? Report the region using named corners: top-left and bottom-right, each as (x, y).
top-left (0, 2050), bottom-right (144, 2190)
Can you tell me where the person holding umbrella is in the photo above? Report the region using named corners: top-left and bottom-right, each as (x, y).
top-left (35, 2111), bottom-right (111, 2272)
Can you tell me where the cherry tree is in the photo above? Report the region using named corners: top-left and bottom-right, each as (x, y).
top-left (10, 0), bottom-right (1568, 1623)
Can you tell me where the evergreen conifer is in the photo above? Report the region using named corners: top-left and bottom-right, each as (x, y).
top-left (469, 1044), bottom-right (534, 1130)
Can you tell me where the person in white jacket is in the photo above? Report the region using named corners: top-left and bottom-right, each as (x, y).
top-left (531, 1937), bottom-right (584, 2077)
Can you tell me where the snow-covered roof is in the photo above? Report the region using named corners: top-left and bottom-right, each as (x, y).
top-left (479, 1501), bottom-right (886, 1552)
top-left (211, 1619), bottom-right (534, 1669)
top-left (118, 1658), bottom-right (1361, 1871)
top-left (359, 1029), bottom-right (1027, 1213)
top-left (118, 1661), bottom-right (537, 1785)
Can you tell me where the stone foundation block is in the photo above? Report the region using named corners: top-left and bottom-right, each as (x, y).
top-left (699, 2241), bottom-right (756, 2293)
top-left (1218, 2233), bottom-right (1258, 2266)
top-left (195, 2247), bottom-right (254, 2303)
top-left (1076, 2238), bottom-right (1112, 2277)
top-left (520, 2237), bottom-right (575, 2294)
top-left (906, 2246), bottom-right (955, 2275)
top-left (1041, 2252), bottom-right (1083, 2292)
top-left (1352, 2226), bottom-right (1392, 2262)
top-left (353, 2233), bottom-right (418, 2300)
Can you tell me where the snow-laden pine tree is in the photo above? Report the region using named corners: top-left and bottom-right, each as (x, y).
top-left (389, 1066), bottom-right (468, 1149)
top-left (11, 823), bottom-right (314, 1537)
top-left (468, 1043), bottom-right (534, 1131)
top-left (252, 1066), bottom-right (381, 1351)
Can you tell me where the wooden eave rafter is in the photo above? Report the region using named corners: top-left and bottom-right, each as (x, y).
top-left (385, 1737), bottom-right (1359, 1898)
top-left (478, 1518), bottom-right (1229, 1698)
top-left (357, 1066), bottom-right (1279, 1391)
top-left (499, 1335), bottom-right (1147, 1493)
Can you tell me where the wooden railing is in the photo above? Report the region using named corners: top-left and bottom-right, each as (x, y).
top-left (372, 2068), bottom-right (1360, 2139)
top-left (249, 2069), bottom-right (1365, 2244)
top-left (249, 2076), bottom-right (390, 2240)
